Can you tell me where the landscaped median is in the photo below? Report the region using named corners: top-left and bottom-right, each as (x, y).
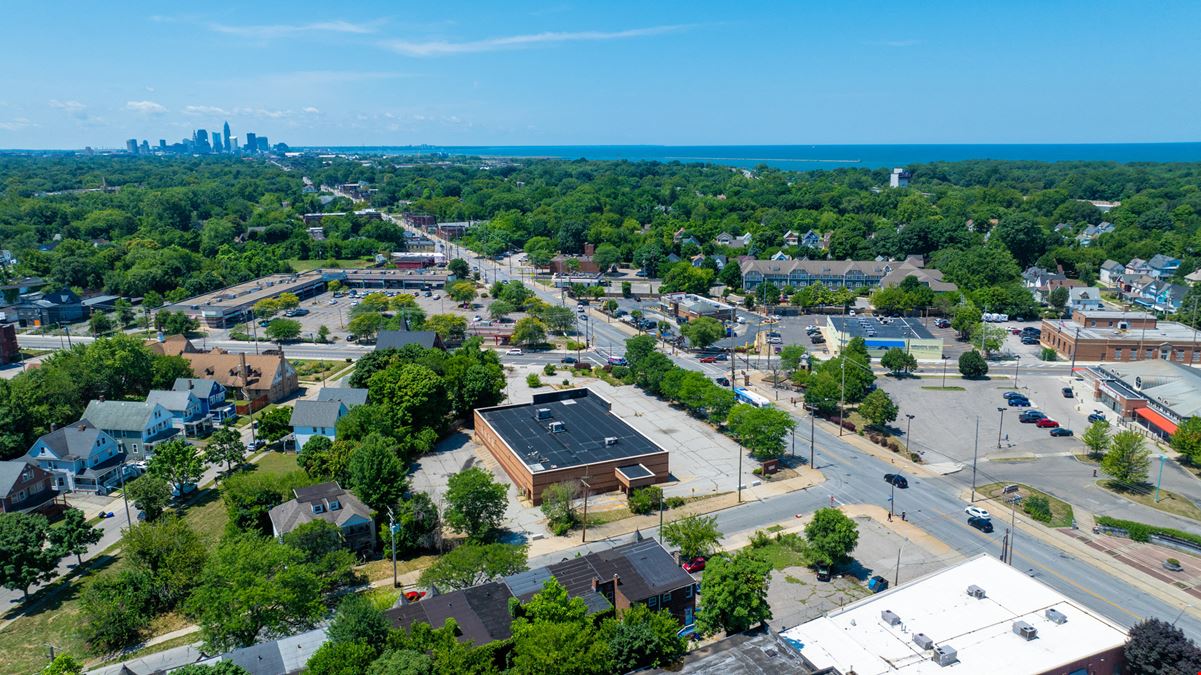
top-left (1094, 515), bottom-right (1201, 553)
top-left (975, 482), bottom-right (1075, 528)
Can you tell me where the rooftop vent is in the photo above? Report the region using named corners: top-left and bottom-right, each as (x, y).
top-left (1045, 608), bottom-right (1068, 625)
top-left (932, 645), bottom-right (958, 667)
top-left (913, 633), bottom-right (934, 650)
top-left (1013, 621), bottom-right (1038, 641)
top-left (604, 437), bottom-right (619, 446)
top-left (536, 408), bottom-right (552, 420)
top-left (881, 610), bottom-right (901, 626)
top-left (966, 585), bottom-right (986, 599)
top-left (549, 421), bottom-right (565, 433)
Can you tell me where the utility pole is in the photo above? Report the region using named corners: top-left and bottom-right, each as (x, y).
top-left (1014, 355), bottom-right (1021, 389)
top-left (810, 410), bottom-right (816, 469)
top-left (895, 545), bottom-right (902, 586)
top-left (1001, 529), bottom-right (1009, 563)
top-left (387, 507), bottom-right (398, 589)
top-left (889, 479), bottom-right (896, 517)
top-left (658, 491), bottom-right (664, 543)
top-left (1155, 454), bottom-right (1167, 503)
top-left (942, 356), bottom-right (948, 389)
top-left (1008, 501), bottom-right (1017, 566)
top-left (905, 414), bottom-right (915, 454)
top-left (970, 416), bottom-right (980, 503)
top-left (737, 443), bottom-right (743, 504)
top-left (996, 406), bottom-right (1006, 449)
top-left (838, 355), bottom-right (846, 437)
top-left (580, 479), bottom-right (591, 542)
top-left (1069, 326), bottom-right (1082, 379)
top-left (118, 459), bottom-right (132, 526)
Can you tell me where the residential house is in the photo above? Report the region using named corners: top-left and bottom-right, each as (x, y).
top-left (740, 256), bottom-right (957, 293)
top-left (1068, 287), bottom-right (1105, 313)
top-left (689, 254), bottom-right (706, 267)
top-left (678, 235), bottom-right (700, 249)
top-left (1099, 260), bottom-right (1126, 287)
top-left (1022, 266), bottom-right (1083, 302)
top-left (1143, 281), bottom-right (1189, 313)
top-left (82, 400), bottom-right (178, 461)
top-left (800, 229), bottom-right (822, 249)
top-left (172, 378), bottom-right (233, 420)
top-left (145, 390), bottom-right (212, 437)
top-left (1125, 258), bottom-right (1151, 276)
top-left (148, 334), bottom-right (199, 357)
top-left (715, 232), bottom-right (752, 248)
top-left (889, 167), bottom-right (911, 188)
top-left (375, 329), bottom-right (445, 351)
top-left (290, 400), bottom-right (348, 448)
top-left (315, 387), bottom-right (368, 408)
top-left (711, 254), bottom-right (728, 270)
top-left (11, 288), bottom-right (84, 327)
top-left (1076, 221), bottom-right (1115, 246)
top-left (26, 420), bottom-right (127, 493)
top-left (781, 230), bottom-right (800, 247)
top-left (1148, 254), bottom-right (1182, 279)
top-left (769, 250), bottom-right (792, 261)
top-left (664, 253), bottom-right (682, 264)
top-left (268, 482), bottom-right (375, 553)
top-left (1185, 268), bottom-right (1201, 286)
top-left (180, 348), bottom-right (299, 403)
top-left (0, 460), bottom-right (57, 513)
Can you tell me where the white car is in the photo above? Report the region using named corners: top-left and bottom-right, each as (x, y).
top-left (964, 505), bottom-right (991, 520)
top-left (506, 348), bottom-right (523, 355)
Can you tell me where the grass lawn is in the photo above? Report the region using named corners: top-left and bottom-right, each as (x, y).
top-left (1098, 480), bottom-right (1201, 522)
top-left (977, 482), bottom-right (1075, 528)
top-left (357, 554), bottom-right (440, 584)
top-left (748, 534), bottom-right (813, 571)
top-left (288, 258), bottom-right (374, 272)
top-left (294, 359), bottom-right (348, 381)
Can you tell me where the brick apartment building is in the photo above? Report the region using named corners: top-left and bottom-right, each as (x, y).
top-left (1040, 309), bottom-right (1201, 364)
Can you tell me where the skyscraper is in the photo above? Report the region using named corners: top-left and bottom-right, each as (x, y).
top-left (256, 136), bottom-right (268, 152)
top-left (244, 132), bottom-right (257, 153)
top-left (211, 131), bottom-right (223, 153)
top-left (223, 121), bottom-right (231, 151)
top-left (194, 129), bottom-right (211, 154)
top-left (126, 138), bottom-right (138, 154)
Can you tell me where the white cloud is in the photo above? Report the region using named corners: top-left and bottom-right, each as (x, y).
top-left (183, 105), bottom-right (230, 116)
top-left (303, 106), bottom-right (321, 114)
top-left (126, 100), bottom-right (168, 114)
top-left (379, 24), bottom-right (690, 57)
top-left (49, 99), bottom-right (87, 112)
top-left (233, 107), bottom-right (294, 119)
top-left (208, 19), bottom-right (381, 39)
top-left (0, 118), bottom-right (33, 131)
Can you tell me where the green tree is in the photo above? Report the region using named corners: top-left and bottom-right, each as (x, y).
top-left (958, 350), bottom-right (989, 378)
top-left (122, 516), bottom-right (207, 608)
top-left (512, 316), bottom-right (548, 347)
top-left (1124, 618), bottom-right (1201, 674)
top-left (879, 347), bottom-right (917, 376)
top-left (281, 519), bottom-right (345, 562)
top-left (1082, 420), bottom-right (1111, 459)
top-left (601, 603), bottom-right (688, 672)
top-left (662, 514), bottom-right (722, 560)
top-left (1170, 416), bottom-right (1201, 465)
top-left (628, 485), bottom-right (663, 515)
top-left (726, 404), bottom-right (796, 460)
top-left (540, 481), bottom-right (579, 536)
top-left (148, 438), bottom-right (206, 495)
top-left (779, 344), bottom-right (807, 372)
top-left (418, 542), bottom-right (528, 590)
top-left (695, 550), bottom-right (772, 636)
top-left (951, 304), bottom-right (981, 340)
top-left (0, 512), bottom-right (63, 599)
top-left (348, 312), bottom-right (386, 341)
top-left (317, 324), bottom-right (331, 343)
top-left (510, 578), bottom-right (613, 675)
top-left (448, 258), bottom-right (471, 279)
top-left (424, 313), bottom-right (468, 342)
top-left (859, 389), bottom-right (899, 430)
top-left (327, 593), bottom-right (390, 647)
top-left (265, 318), bottom-right (301, 342)
top-left (384, 492), bottom-right (441, 555)
top-left (221, 470), bottom-right (309, 535)
top-left (804, 372), bottom-right (841, 415)
top-left (969, 322), bottom-right (1008, 357)
top-left (126, 473), bottom-right (172, 521)
top-left (443, 467), bottom-right (508, 541)
top-left (256, 406), bottom-right (293, 442)
top-left (204, 426), bottom-right (246, 476)
top-left (368, 362), bottom-right (447, 431)
top-left (299, 437), bottom-right (355, 483)
top-left (49, 507), bottom-right (103, 566)
top-left (187, 533), bottom-right (326, 652)
top-left (305, 640), bottom-right (379, 675)
top-left (41, 654), bottom-right (86, 675)
top-left (79, 567), bottom-right (156, 651)
top-left (348, 433), bottom-right (408, 514)
top-left (368, 649), bottom-right (433, 675)
top-left (156, 310), bottom-right (199, 335)
top-left (448, 280), bottom-right (477, 306)
top-left (172, 664), bottom-right (252, 675)
top-left (1102, 430), bottom-right (1151, 487)
top-left (1049, 285), bottom-right (1070, 314)
top-left (593, 243), bottom-right (621, 271)
top-left (624, 335), bottom-right (658, 369)
top-left (89, 311), bottom-right (113, 336)
top-left (805, 507), bottom-right (859, 565)
top-left (680, 316), bottom-right (725, 350)
top-left (488, 299), bottom-right (515, 320)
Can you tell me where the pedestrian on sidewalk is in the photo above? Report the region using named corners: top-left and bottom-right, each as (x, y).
top-left (887, 512), bottom-right (893, 522)
top-left (901, 511), bottom-right (907, 521)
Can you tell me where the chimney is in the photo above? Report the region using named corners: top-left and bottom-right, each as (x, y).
top-left (612, 573), bottom-right (619, 587)
top-left (239, 352), bottom-right (249, 380)
top-left (591, 578), bottom-right (598, 592)
top-left (98, 395), bottom-right (105, 402)
top-left (49, 422), bottom-right (56, 432)
top-left (584, 243), bottom-right (595, 257)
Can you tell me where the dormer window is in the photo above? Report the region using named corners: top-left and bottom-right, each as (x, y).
top-left (311, 503), bottom-right (325, 514)
top-left (327, 499), bottom-right (341, 511)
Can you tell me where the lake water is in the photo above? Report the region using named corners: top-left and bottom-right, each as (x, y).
top-left (310, 143), bottom-right (1201, 170)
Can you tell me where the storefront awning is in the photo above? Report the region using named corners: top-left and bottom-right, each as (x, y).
top-left (1134, 407), bottom-right (1178, 435)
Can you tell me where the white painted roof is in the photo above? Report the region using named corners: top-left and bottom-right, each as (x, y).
top-left (781, 555), bottom-right (1126, 675)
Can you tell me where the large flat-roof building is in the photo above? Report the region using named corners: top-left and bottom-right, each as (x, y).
top-left (780, 555), bottom-right (1127, 675)
top-left (1041, 309), bottom-right (1201, 365)
top-left (474, 388), bottom-right (668, 504)
top-left (166, 272), bottom-right (329, 328)
top-left (1081, 360), bottom-right (1201, 441)
top-left (825, 315), bottom-right (943, 360)
top-left (660, 292), bottom-right (737, 322)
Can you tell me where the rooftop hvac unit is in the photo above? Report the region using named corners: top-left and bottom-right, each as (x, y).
top-left (1045, 608), bottom-right (1068, 625)
top-left (536, 408), bottom-right (552, 420)
top-left (932, 645), bottom-right (958, 667)
top-left (913, 633), bottom-right (934, 650)
top-left (1013, 621), bottom-right (1038, 641)
top-left (549, 421), bottom-right (565, 433)
top-left (604, 437), bottom-right (619, 446)
top-left (881, 610), bottom-right (901, 626)
top-left (966, 585), bottom-right (986, 599)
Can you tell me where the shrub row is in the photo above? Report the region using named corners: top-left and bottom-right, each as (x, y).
top-left (1095, 515), bottom-right (1201, 548)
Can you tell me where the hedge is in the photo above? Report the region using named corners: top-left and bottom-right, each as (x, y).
top-left (1095, 515), bottom-right (1201, 548)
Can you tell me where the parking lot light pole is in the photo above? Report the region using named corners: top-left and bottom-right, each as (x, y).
top-left (996, 406), bottom-right (1006, 449)
top-left (971, 416), bottom-right (980, 503)
top-left (905, 414), bottom-right (915, 454)
top-left (1155, 454), bottom-right (1167, 503)
top-left (1014, 355), bottom-right (1021, 389)
top-left (941, 356), bottom-right (948, 389)
top-left (810, 410), bottom-right (816, 469)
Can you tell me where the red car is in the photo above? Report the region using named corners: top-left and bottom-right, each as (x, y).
top-left (1010, 328), bottom-right (1022, 335)
top-left (682, 557), bottom-right (707, 573)
top-left (699, 356), bottom-right (717, 363)
top-left (404, 590), bottom-right (426, 603)
top-left (1035, 418), bottom-right (1060, 429)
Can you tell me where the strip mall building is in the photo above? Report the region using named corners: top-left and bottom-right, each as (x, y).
top-left (1081, 360), bottom-right (1201, 441)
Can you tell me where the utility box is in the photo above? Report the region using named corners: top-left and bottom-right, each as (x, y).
top-left (933, 645), bottom-right (958, 667)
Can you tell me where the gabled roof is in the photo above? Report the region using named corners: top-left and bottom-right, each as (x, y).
top-left (145, 390), bottom-right (197, 413)
top-left (30, 419), bottom-right (110, 461)
top-left (289, 400), bottom-right (345, 428)
top-left (268, 481), bottom-right (373, 536)
top-left (83, 401), bottom-right (160, 432)
top-left (1101, 259), bottom-right (1124, 272)
top-left (316, 387), bottom-right (368, 407)
top-left (148, 334), bottom-right (198, 357)
top-left (376, 329), bottom-right (444, 351)
top-left (0, 460), bottom-right (44, 496)
top-left (172, 378), bottom-right (224, 395)
top-left (1148, 253), bottom-right (1181, 269)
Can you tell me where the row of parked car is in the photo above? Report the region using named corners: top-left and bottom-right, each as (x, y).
top-left (1002, 391), bottom-right (1073, 436)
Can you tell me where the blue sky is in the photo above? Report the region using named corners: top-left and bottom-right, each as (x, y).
top-left (3, 1), bottom-right (1200, 148)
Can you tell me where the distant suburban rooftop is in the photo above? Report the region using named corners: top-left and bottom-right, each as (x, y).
top-left (650, 629), bottom-right (811, 675)
top-left (1074, 310), bottom-right (1156, 321)
top-left (780, 555), bottom-right (1127, 675)
top-left (476, 389), bottom-right (666, 473)
top-left (315, 387), bottom-right (368, 407)
top-left (828, 316), bottom-right (934, 340)
top-left (289, 400), bottom-right (344, 429)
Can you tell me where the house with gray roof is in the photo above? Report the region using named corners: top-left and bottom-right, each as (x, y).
top-left (1148, 254), bottom-right (1182, 278)
top-left (1099, 259), bottom-right (1126, 287)
top-left (173, 377), bottom-right (233, 420)
top-left (315, 387), bottom-right (368, 408)
top-left (1076, 221), bottom-right (1114, 246)
top-left (26, 419), bottom-right (127, 493)
top-left (1068, 287), bottom-right (1104, 313)
top-left (82, 400), bottom-right (178, 461)
top-left (375, 329), bottom-right (445, 351)
top-left (290, 400), bottom-right (348, 449)
top-left (146, 390), bottom-right (211, 437)
top-left (268, 482), bottom-right (375, 553)
top-left (0, 460), bottom-right (57, 513)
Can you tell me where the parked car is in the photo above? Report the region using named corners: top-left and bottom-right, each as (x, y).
top-left (682, 557), bottom-right (707, 573)
top-left (607, 356), bottom-right (628, 366)
top-left (715, 377), bottom-right (731, 387)
top-left (1002, 391), bottom-right (1025, 400)
top-left (934, 318), bottom-right (951, 329)
top-left (1049, 427), bottom-right (1074, 437)
top-left (404, 590), bottom-right (427, 603)
top-left (810, 335), bottom-right (826, 345)
top-left (815, 564), bottom-right (832, 582)
top-left (968, 516), bottom-right (994, 533)
top-left (1021, 337), bottom-right (1040, 345)
top-left (1019, 410), bottom-right (1047, 423)
top-left (1061, 387), bottom-right (1074, 398)
top-left (868, 575), bottom-right (889, 593)
top-left (715, 353), bottom-right (728, 361)
top-left (506, 348), bottom-right (523, 355)
top-left (1007, 397), bottom-right (1031, 407)
top-left (965, 505), bottom-right (991, 520)
top-left (290, 308), bottom-right (309, 317)
top-left (258, 319), bottom-right (271, 327)
top-left (1088, 412), bottom-right (1107, 424)
top-left (883, 473), bottom-right (909, 489)
top-left (1035, 418), bottom-right (1060, 429)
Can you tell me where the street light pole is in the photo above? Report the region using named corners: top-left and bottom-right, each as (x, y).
top-left (737, 443), bottom-right (743, 504)
top-left (1014, 355), bottom-right (1021, 389)
top-left (942, 356), bottom-right (948, 389)
top-left (810, 410), bottom-right (816, 469)
top-left (1155, 454), bottom-right (1167, 503)
top-left (905, 414), bottom-right (915, 455)
top-left (971, 416), bottom-right (980, 503)
top-left (387, 507), bottom-right (398, 589)
top-left (996, 407), bottom-right (1006, 449)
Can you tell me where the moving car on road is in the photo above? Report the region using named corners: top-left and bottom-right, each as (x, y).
top-left (715, 377), bottom-right (730, 387)
top-left (968, 516), bottom-right (994, 533)
top-left (560, 356), bottom-right (577, 365)
top-left (965, 505), bottom-right (991, 520)
top-left (699, 356), bottom-right (717, 363)
top-left (883, 473), bottom-right (909, 489)
top-left (506, 348), bottom-right (523, 355)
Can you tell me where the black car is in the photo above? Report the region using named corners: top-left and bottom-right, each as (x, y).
top-left (1008, 397), bottom-right (1031, 407)
top-left (1021, 337), bottom-right (1039, 345)
top-left (560, 356), bottom-right (577, 364)
top-left (815, 564), bottom-right (832, 582)
top-left (883, 473), bottom-right (908, 489)
top-left (1019, 410), bottom-right (1047, 423)
top-left (1088, 412), bottom-right (1107, 423)
top-left (1062, 387), bottom-right (1074, 398)
top-left (810, 335), bottom-right (826, 344)
top-left (715, 377), bottom-right (731, 387)
top-left (968, 516), bottom-right (994, 533)
top-left (1050, 427), bottom-right (1074, 437)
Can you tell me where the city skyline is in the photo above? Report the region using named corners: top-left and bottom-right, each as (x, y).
top-left (123, 119), bottom-right (278, 155)
top-left (2, 1), bottom-right (1201, 148)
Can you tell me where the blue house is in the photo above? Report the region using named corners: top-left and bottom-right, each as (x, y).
top-left (26, 419), bottom-right (127, 493)
top-left (316, 387), bottom-right (368, 408)
top-left (172, 378), bottom-right (232, 420)
top-left (1148, 254), bottom-right (1182, 279)
top-left (146, 390), bottom-right (212, 437)
top-left (290, 400), bottom-right (348, 450)
top-left (83, 400), bottom-right (178, 461)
